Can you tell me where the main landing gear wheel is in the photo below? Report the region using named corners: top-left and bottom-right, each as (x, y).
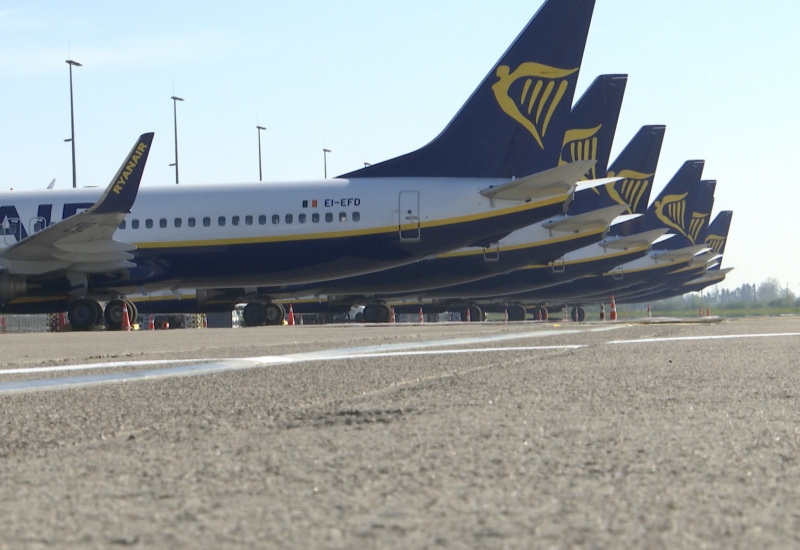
top-left (363, 304), bottom-right (392, 323)
top-left (104, 299), bottom-right (138, 331)
top-left (507, 304), bottom-right (527, 322)
top-left (570, 306), bottom-right (586, 322)
top-left (68, 298), bottom-right (102, 332)
top-left (243, 302), bottom-right (286, 326)
top-left (461, 305), bottom-right (483, 322)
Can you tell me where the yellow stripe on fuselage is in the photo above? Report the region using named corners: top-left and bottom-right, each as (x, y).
top-left (133, 194), bottom-right (567, 250)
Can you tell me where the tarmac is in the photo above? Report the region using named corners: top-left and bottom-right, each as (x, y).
top-left (1, 316), bottom-right (800, 548)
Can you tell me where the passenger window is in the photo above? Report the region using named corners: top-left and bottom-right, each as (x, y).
top-left (339, 212), bottom-right (347, 222)
top-left (218, 216), bottom-right (226, 226)
top-left (245, 215), bottom-right (253, 226)
top-left (232, 215), bottom-right (240, 226)
top-left (203, 217), bottom-right (211, 227)
top-left (174, 218), bottom-right (182, 228)
top-left (272, 215), bottom-right (279, 225)
top-left (298, 213), bottom-right (306, 224)
top-left (312, 213), bottom-right (320, 223)
top-left (353, 212), bottom-right (360, 222)
top-left (188, 217), bottom-right (196, 228)
top-left (259, 215), bottom-right (267, 225)
top-left (145, 219), bottom-right (153, 229)
top-left (285, 214), bottom-right (293, 224)
top-left (325, 212), bottom-right (333, 223)
top-left (119, 220), bottom-right (126, 230)
top-left (132, 219), bottom-right (140, 229)
top-left (160, 218), bottom-right (167, 228)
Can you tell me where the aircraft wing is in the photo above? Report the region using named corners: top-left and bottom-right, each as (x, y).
top-left (0, 133), bottom-right (153, 276)
top-left (542, 204), bottom-right (628, 233)
top-left (480, 160), bottom-right (595, 201)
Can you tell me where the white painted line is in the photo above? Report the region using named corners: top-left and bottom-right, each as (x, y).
top-left (0, 326), bottom-right (614, 394)
top-left (607, 332), bottom-right (800, 345)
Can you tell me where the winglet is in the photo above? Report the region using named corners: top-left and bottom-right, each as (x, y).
top-left (89, 132), bottom-right (154, 215)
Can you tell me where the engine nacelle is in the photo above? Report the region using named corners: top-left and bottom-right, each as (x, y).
top-left (0, 270), bottom-right (29, 302)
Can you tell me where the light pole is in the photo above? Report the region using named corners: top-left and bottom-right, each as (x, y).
top-left (257, 126), bottom-right (266, 181)
top-left (171, 96), bottom-right (184, 184)
top-left (323, 148), bottom-right (331, 178)
top-left (66, 59), bottom-right (82, 188)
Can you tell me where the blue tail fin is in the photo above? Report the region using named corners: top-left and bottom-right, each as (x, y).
top-left (704, 210), bottom-right (732, 257)
top-left (603, 125), bottom-right (665, 214)
top-left (342, 0), bottom-right (595, 179)
top-left (650, 178), bottom-right (715, 249)
top-left (570, 124), bottom-right (664, 216)
top-left (559, 73), bottom-right (627, 180)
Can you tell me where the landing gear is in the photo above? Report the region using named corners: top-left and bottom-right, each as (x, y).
top-left (104, 299), bottom-right (138, 331)
top-left (570, 306), bottom-right (586, 322)
top-left (507, 304), bottom-right (527, 322)
top-left (242, 301), bottom-right (286, 326)
top-left (461, 304), bottom-right (483, 322)
top-left (532, 306), bottom-right (549, 321)
top-left (68, 298), bottom-right (102, 331)
top-left (363, 304), bottom-right (392, 323)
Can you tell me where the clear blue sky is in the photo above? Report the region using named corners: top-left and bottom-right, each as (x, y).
top-left (1, 1), bottom-right (798, 292)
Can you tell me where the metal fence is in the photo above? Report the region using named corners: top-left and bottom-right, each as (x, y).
top-left (0, 314), bottom-right (51, 334)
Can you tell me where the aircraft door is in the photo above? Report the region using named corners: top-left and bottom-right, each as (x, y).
top-left (3, 218), bottom-right (21, 245)
top-left (398, 191), bottom-right (420, 241)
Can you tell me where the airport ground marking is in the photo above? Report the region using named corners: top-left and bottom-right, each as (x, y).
top-left (607, 332), bottom-right (800, 345)
top-left (0, 326), bottom-right (617, 394)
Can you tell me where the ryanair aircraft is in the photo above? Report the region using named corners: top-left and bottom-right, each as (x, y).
top-left (0, 0), bottom-right (599, 330)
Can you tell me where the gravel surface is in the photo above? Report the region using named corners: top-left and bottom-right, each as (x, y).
top-left (1, 317), bottom-right (799, 548)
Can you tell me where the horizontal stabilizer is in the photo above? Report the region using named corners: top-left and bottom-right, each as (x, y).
top-left (651, 243), bottom-right (709, 262)
top-left (542, 204), bottom-right (627, 232)
top-left (600, 228), bottom-right (669, 250)
top-left (573, 176), bottom-right (625, 192)
top-left (480, 160), bottom-right (594, 201)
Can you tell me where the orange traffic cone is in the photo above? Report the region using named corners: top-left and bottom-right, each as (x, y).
top-left (390, 307), bottom-right (396, 323)
top-left (609, 295), bottom-right (617, 321)
top-left (600, 303), bottom-right (605, 321)
top-left (466, 307), bottom-right (471, 322)
top-left (121, 305), bottom-right (132, 331)
top-left (287, 304), bottom-right (295, 325)
top-left (647, 303), bottom-right (651, 318)
top-left (148, 314), bottom-right (155, 330)
top-left (706, 307), bottom-right (710, 317)
top-left (418, 306), bottom-right (424, 323)
top-left (503, 307), bottom-right (508, 322)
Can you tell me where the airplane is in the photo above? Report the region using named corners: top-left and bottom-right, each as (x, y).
top-left (502, 175), bottom-right (718, 320)
top-left (130, 71), bottom-right (629, 323)
top-left (609, 210), bottom-right (733, 303)
top-left (0, 0), bottom-right (598, 331)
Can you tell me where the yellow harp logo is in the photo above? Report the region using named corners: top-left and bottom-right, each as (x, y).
top-left (604, 169), bottom-right (654, 214)
top-left (705, 234), bottom-right (727, 254)
top-left (492, 63), bottom-right (579, 149)
top-left (655, 192), bottom-right (708, 244)
top-left (559, 125), bottom-right (602, 179)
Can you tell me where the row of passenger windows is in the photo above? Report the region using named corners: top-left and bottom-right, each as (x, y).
top-left (119, 211), bottom-right (361, 230)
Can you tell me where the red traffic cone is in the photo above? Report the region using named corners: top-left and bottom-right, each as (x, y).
top-left (418, 306), bottom-right (424, 323)
top-left (706, 307), bottom-right (710, 317)
top-left (609, 295), bottom-right (617, 321)
top-left (121, 305), bottom-right (132, 331)
top-left (600, 303), bottom-right (605, 321)
top-left (390, 307), bottom-right (396, 323)
top-left (148, 314), bottom-right (155, 330)
top-left (466, 307), bottom-right (471, 322)
top-left (504, 307), bottom-right (508, 322)
top-left (287, 304), bottom-right (295, 325)
top-left (647, 303), bottom-right (651, 318)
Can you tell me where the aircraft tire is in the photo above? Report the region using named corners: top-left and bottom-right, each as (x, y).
top-left (264, 302), bottom-right (285, 325)
top-left (125, 299), bottom-right (139, 326)
top-left (104, 299), bottom-right (135, 331)
top-left (508, 304), bottom-right (526, 321)
top-left (243, 302), bottom-right (267, 327)
top-left (570, 306), bottom-right (580, 322)
top-left (467, 305), bottom-right (483, 322)
top-left (363, 304), bottom-right (391, 323)
top-left (69, 298), bottom-right (101, 331)
top-left (578, 306), bottom-right (586, 322)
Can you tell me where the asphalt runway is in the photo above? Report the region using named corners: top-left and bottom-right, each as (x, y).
top-left (2, 316), bottom-right (800, 548)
